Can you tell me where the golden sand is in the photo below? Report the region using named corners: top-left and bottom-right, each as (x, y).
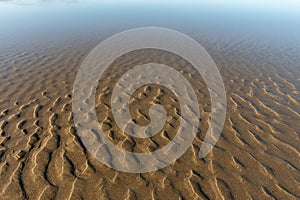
top-left (0, 37), bottom-right (299, 199)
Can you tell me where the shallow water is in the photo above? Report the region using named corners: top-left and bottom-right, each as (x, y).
top-left (1, 1), bottom-right (300, 48)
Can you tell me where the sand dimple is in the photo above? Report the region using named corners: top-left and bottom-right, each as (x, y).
top-left (0, 38), bottom-right (299, 200)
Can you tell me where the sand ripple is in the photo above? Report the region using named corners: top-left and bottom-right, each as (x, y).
top-left (0, 39), bottom-right (299, 199)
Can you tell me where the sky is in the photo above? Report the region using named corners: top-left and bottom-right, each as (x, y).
top-left (0, 0), bottom-right (300, 16)
top-left (1, 0), bottom-right (300, 10)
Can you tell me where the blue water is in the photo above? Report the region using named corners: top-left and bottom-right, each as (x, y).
top-left (0, 1), bottom-right (299, 49)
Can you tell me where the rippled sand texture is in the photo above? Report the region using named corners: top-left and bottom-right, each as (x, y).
top-left (0, 37), bottom-right (299, 200)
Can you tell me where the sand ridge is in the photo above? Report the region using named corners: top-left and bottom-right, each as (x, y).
top-left (0, 36), bottom-right (299, 199)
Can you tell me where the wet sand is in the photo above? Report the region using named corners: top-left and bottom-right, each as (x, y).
top-left (0, 30), bottom-right (299, 199)
top-left (0, 2), bottom-right (300, 198)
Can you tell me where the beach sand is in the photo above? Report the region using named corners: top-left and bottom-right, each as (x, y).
top-left (0, 28), bottom-right (299, 199)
